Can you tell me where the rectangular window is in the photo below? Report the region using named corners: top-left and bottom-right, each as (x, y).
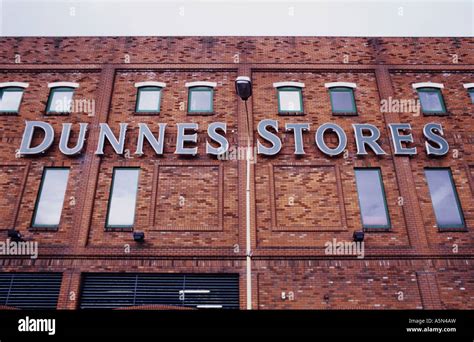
top-left (425, 168), bottom-right (465, 229)
top-left (0, 87), bottom-right (24, 113)
top-left (354, 168), bottom-right (390, 229)
top-left (329, 87), bottom-right (357, 114)
top-left (46, 87), bottom-right (74, 114)
top-left (106, 168), bottom-right (140, 229)
top-left (32, 168), bottom-right (70, 228)
top-left (277, 87), bottom-right (303, 114)
top-left (417, 87), bottom-right (446, 114)
top-left (135, 86), bottom-right (162, 113)
top-left (188, 87), bottom-right (213, 113)
top-left (468, 89), bottom-right (474, 104)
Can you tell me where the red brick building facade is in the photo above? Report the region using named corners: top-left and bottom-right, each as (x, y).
top-left (0, 37), bottom-right (472, 309)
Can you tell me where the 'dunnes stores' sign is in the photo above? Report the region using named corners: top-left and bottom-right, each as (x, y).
top-left (18, 120), bottom-right (449, 157)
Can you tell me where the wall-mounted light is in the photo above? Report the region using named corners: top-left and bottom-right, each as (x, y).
top-left (7, 229), bottom-right (23, 242)
top-left (353, 230), bottom-right (365, 242)
top-left (235, 76), bottom-right (252, 101)
top-left (133, 231), bottom-right (145, 243)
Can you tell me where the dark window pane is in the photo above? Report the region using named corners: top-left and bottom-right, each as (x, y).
top-left (189, 89), bottom-right (212, 112)
top-left (469, 90), bottom-right (474, 104)
top-left (330, 89), bottom-right (355, 112)
top-left (419, 90), bottom-right (444, 112)
top-left (425, 169), bottom-right (464, 228)
top-left (107, 168), bottom-right (140, 227)
top-left (33, 168), bottom-right (69, 227)
top-left (355, 169), bottom-right (390, 228)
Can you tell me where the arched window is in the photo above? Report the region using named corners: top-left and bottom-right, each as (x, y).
top-left (186, 81), bottom-right (216, 114)
top-left (46, 82), bottom-right (79, 114)
top-left (463, 83), bottom-right (474, 104)
top-left (412, 82), bottom-right (446, 115)
top-left (134, 81), bottom-right (166, 113)
top-left (325, 82), bottom-right (357, 115)
top-left (273, 82), bottom-right (304, 114)
top-left (0, 82), bottom-right (28, 114)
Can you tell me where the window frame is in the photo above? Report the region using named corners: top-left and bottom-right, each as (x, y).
top-left (328, 86), bottom-right (357, 115)
top-left (135, 86), bottom-right (162, 114)
top-left (354, 167), bottom-right (391, 230)
top-left (276, 86), bottom-right (304, 115)
top-left (31, 167), bottom-right (70, 230)
top-left (46, 86), bottom-right (75, 114)
top-left (105, 167), bottom-right (141, 231)
top-left (417, 87), bottom-right (447, 115)
top-left (468, 88), bottom-right (474, 104)
top-left (187, 86), bottom-right (214, 114)
top-left (0, 86), bottom-right (25, 114)
top-left (424, 167), bottom-right (466, 230)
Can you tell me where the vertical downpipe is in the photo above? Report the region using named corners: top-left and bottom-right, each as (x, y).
top-left (246, 140), bottom-right (252, 310)
top-left (244, 100), bottom-right (252, 310)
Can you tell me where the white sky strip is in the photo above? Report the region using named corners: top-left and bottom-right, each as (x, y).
top-left (0, 0), bottom-right (472, 36)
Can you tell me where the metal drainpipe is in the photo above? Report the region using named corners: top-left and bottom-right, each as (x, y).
top-left (246, 140), bottom-right (252, 310)
top-left (244, 100), bottom-right (252, 310)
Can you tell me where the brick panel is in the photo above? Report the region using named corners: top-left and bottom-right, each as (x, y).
top-left (0, 164), bottom-right (27, 229)
top-left (155, 165), bottom-right (222, 231)
top-left (272, 165), bottom-right (343, 231)
top-left (434, 260), bottom-right (474, 309)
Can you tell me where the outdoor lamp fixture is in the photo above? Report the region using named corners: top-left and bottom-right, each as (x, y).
top-left (133, 231), bottom-right (145, 243)
top-left (235, 76), bottom-right (253, 138)
top-left (353, 230), bottom-right (365, 242)
top-left (235, 76), bottom-right (252, 101)
top-left (7, 229), bottom-right (23, 242)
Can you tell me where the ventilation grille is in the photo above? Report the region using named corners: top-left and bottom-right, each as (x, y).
top-left (0, 273), bottom-right (62, 309)
top-left (80, 273), bottom-right (239, 309)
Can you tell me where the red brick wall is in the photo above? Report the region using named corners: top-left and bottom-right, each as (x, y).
top-left (1, 37), bottom-right (472, 65)
top-left (0, 37), bottom-right (472, 310)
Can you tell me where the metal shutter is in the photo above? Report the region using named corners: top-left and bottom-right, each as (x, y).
top-left (0, 273), bottom-right (62, 309)
top-left (80, 273), bottom-right (239, 309)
